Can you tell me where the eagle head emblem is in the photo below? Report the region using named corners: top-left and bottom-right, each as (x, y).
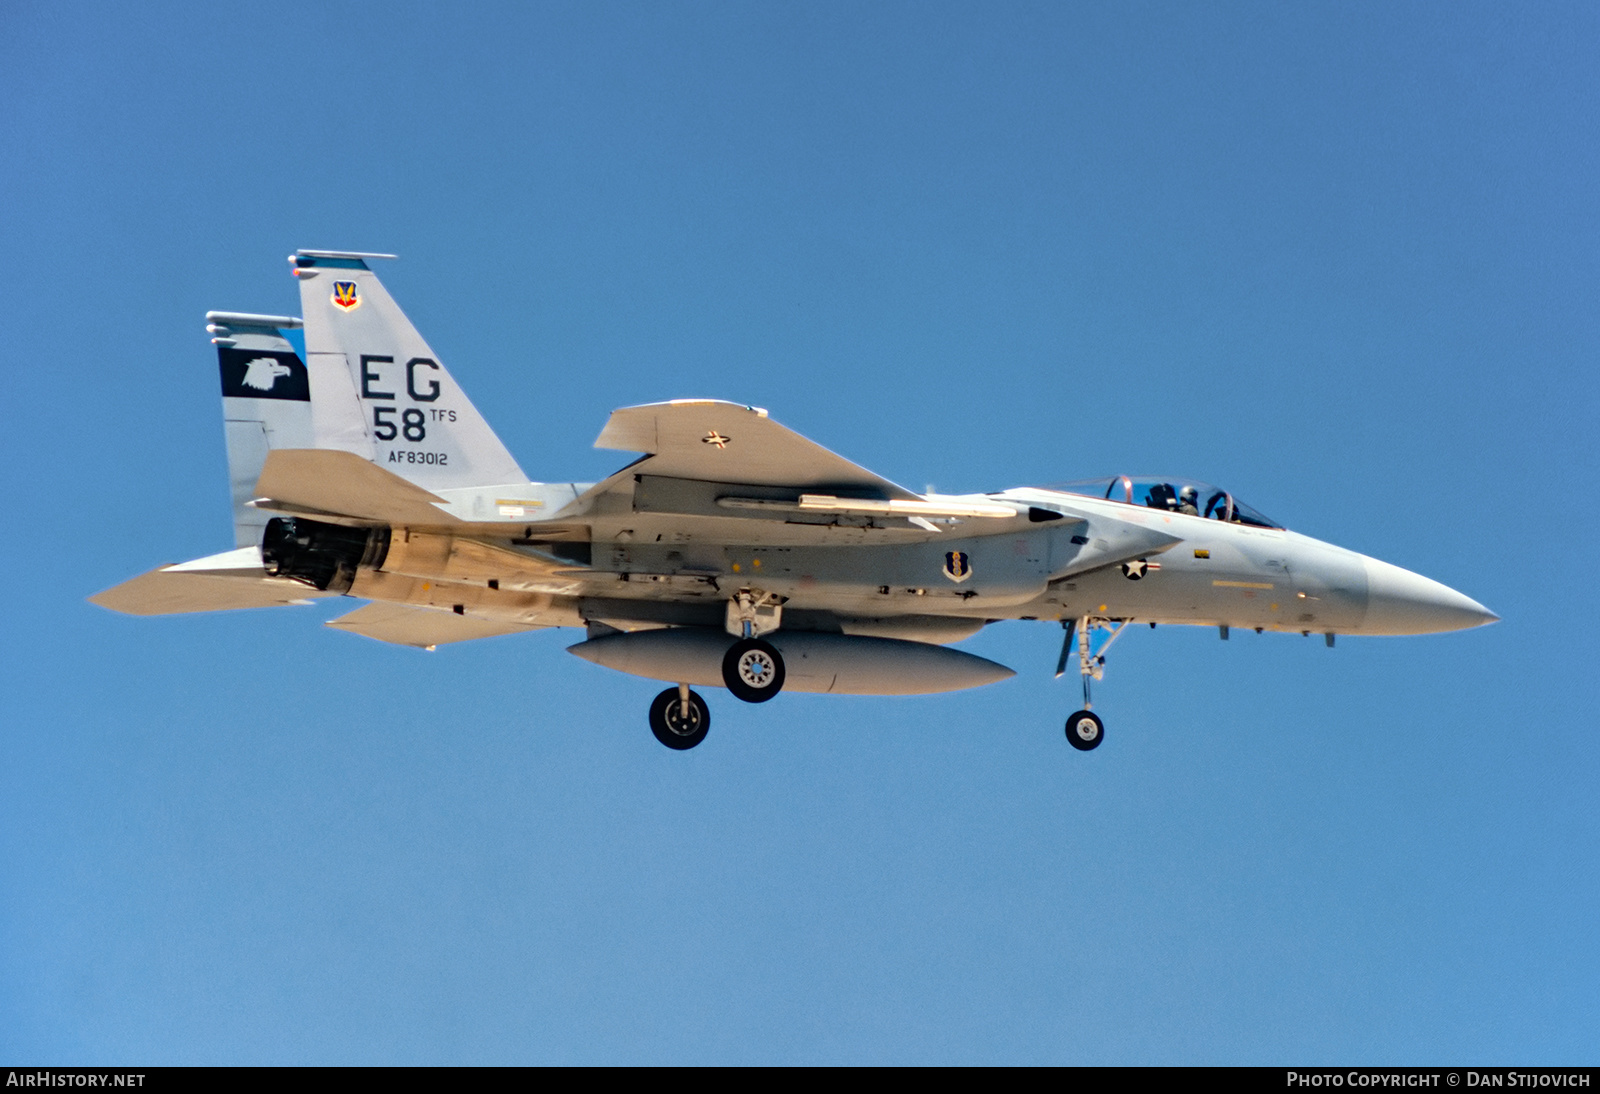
top-left (241, 357), bottom-right (292, 392)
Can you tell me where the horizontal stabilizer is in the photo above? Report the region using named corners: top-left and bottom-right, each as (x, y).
top-left (594, 400), bottom-right (919, 499)
top-left (326, 601), bottom-right (543, 648)
top-left (252, 448), bottom-right (452, 525)
top-left (90, 547), bottom-right (333, 616)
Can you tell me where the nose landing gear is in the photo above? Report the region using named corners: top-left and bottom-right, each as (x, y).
top-left (1056, 616), bottom-right (1129, 752)
top-left (1065, 709), bottom-right (1104, 751)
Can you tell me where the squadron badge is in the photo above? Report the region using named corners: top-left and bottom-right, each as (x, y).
top-left (331, 281), bottom-right (361, 311)
top-left (942, 550), bottom-right (972, 583)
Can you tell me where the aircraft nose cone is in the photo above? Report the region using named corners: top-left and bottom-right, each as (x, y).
top-left (1362, 556), bottom-right (1499, 635)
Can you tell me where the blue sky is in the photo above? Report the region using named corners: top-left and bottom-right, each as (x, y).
top-left (2, 1), bottom-right (1596, 1064)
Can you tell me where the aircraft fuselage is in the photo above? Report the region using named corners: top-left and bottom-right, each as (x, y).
top-left (344, 480), bottom-right (1494, 642)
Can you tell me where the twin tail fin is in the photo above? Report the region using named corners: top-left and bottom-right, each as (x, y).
top-left (289, 250), bottom-right (526, 493)
top-left (210, 251), bottom-right (528, 545)
top-left (210, 311), bottom-right (311, 546)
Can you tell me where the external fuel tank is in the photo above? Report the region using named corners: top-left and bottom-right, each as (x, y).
top-left (568, 628), bottom-right (1014, 695)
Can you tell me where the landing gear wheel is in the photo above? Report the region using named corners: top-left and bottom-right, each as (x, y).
top-left (1065, 710), bottom-right (1104, 751)
top-left (649, 688), bottom-right (710, 750)
top-left (722, 638), bottom-right (786, 703)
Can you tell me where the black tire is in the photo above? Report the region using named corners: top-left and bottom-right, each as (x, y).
top-left (1065, 710), bottom-right (1104, 751)
top-left (649, 688), bottom-right (710, 750)
top-left (721, 637), bottom-right (786, 703)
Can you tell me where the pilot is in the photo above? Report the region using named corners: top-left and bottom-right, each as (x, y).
top-left (1177, 485), bottom-right (1200, 516)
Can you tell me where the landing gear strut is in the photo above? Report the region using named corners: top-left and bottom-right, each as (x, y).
top-left (1056, 616), bottom-right (1129, 752)
top-left (649, 685), bottom-right (710, 750)
top-left (722, 588), bottom-right (787, 704)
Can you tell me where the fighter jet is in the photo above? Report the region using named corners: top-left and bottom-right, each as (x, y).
top-left (91, 250), bottom-right (1499, 751)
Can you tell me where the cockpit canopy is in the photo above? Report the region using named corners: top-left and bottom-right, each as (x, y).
top-left (1044, 477), bottom-right (1283, 529)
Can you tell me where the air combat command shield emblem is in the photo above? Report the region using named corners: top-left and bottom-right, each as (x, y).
top-left (942, 550), bottom-right (972, 583)
top-left (331, 281), bottom-right (361, 311)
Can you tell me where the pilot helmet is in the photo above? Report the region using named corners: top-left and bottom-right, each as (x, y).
top-left (1178, 485), bottom-right (1199, 504)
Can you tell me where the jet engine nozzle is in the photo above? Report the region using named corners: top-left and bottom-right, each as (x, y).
top-left (261, 517), bottom-right (390, 594)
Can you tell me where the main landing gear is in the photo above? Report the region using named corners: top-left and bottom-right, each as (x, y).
top-left (722, 637), bottom-right (785, 703)
top-left (648, 636), bottom-right (788, 750)
top-left (1055, 616), bottom-right (1130, 753)
top-left (651, 589), bottom-right (790, 749)
top-left (649, 685), bottom-right (710, 750)
top-left (720, 588), bottom-right (787, 704)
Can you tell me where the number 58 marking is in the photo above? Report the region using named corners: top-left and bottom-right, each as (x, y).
top-left (374, 406), bottom-right (427, 442)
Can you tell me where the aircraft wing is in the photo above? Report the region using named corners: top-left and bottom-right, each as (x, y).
top-left (593, 401), bottom-right (921, 500)
top-left (325, 601), bottom-right (544, 649)
top-left (89, 546), bottom-right (334, 615)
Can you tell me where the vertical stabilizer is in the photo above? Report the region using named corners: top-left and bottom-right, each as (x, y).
top-left (209, 312), bottom-right (312, 546)
top-left (291, 250), bottom-right (527, 491)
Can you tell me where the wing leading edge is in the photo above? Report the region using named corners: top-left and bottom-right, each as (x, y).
top-left (592, 400), bottom-right (921, 500)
